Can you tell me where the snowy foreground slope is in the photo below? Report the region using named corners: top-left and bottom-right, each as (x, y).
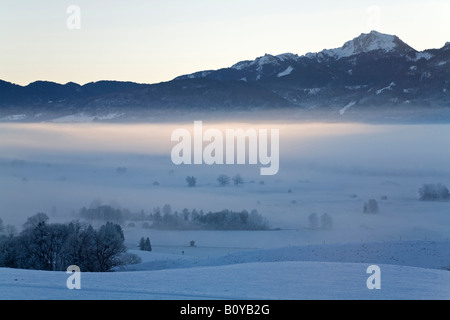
top-left (1, 240), bottom-right (449, 300)
top-left (0, 261), bottom-right (449, 300)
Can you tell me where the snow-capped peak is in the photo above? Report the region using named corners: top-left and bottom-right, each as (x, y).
top-left (313, 31), bottom-right (415, 60)
top-left (231, 53), bottom-right (299, 71)
top-left (257, 54), bottom-right (279, 66)
top-left (232, 54), bottom-right (279, 70)
top-left (276, 53), bottom-right (300, 62)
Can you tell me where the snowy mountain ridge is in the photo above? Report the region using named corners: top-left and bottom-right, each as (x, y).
top-left (192, 31), bottom-right (417, 76)
top-left (307, 30), bottom-right (415, 60)
top-left (1, 30), bottom-right (449, 122)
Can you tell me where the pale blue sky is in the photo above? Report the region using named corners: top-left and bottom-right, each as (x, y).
top-left (1, 0), bottom-right (449, 85)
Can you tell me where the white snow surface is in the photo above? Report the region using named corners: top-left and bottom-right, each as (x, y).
top-left (231, 53), bottom-right (299, 74)
top-left (410, 52), bottom-right (434, 61)
top-left (339, 101), bottom-right (356, 115)
top-left (188, 71), bottom-right (213, 79)
top-left (276, 53), bottom-right (299, 61)
top-left (376, 82), bottom-right (396, 95)
top-left (121, 240), bottom-right (450, 272)
top-left (52, 113), bottom-right (123, 123)
top-left (345, 85), bottom-right (368, 90)
top-left (1, 259), bottom-right (448, 300)
top-left (1, 240), bottom-right (449, 300)
top-left (277, 66), bottom-right (294, 78)
top-left (0, 114), bottom-right (26, 121)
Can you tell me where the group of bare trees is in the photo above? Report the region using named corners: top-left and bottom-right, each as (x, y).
top-left (217, 174), bottom-right (244, 186)
top-left (186, 174), bottom-right (245, 187)
top-left (308, 213), bottom-right (333, 230)
top-left (419, 183), bottom-right (450, 201)
top-left (79, 205), bottom-right (125, 225)
top-left (0, 213), bottom-right (130, 272)
top-left (150, 206), bottom-right (268, 230)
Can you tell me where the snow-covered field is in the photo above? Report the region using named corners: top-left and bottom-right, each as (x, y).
top-left (1, 260), bottom-right (449, 300)
top-left (0, 121), bottom-right (449, 300)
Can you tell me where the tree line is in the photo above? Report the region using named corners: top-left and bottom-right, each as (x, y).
top-left (149, 207), bottom-right (268, 230)
top-left (76, 204), bottom-right (268, 231)
top-left (0, 213), bottom-right (136, 272)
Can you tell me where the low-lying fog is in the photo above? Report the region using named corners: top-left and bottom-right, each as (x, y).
top-left (1, 120), bottom-right (449, 244)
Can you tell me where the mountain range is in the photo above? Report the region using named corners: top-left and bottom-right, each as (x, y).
top-left (1, 30), bottom-right (449, 122)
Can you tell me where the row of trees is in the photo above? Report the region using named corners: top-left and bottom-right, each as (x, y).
top-left (79, 205), bottom-right (125, 225)
top-left (150, 208), bottom-right (268, 230)
top-left (186, 174), bottom-right (245, 187)
top-left (308, 213), bottom-right (333, 230)
top-left (419, 183), bottom-right (450, 201)
top-left (0, 213), bottom-right (133, 272)
top-left (77, 204), bottom-right (269, 231)
top-left (360, 183), bottom-right (450, 215)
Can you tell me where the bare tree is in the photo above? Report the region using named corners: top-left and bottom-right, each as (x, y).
top-left (22, 212), bottom-right (49, 230)
top-left (320, 213), bottom-right (333, 230)
top-left (217, 175), bottom-right (231, 186)
top-left (186, 176), bottom-right (197, 187)
top-left (363, 199), bottom-right (379, 214)
top-left (308, 213), bottom-right (319, 229)
top-left (232, 174), bottom-right (244, 186)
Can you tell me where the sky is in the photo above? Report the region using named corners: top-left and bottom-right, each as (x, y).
top-left (1, 0), bottom-right (449, 86)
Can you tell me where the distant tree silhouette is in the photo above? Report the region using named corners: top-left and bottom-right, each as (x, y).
top-left (320, 213), bottom-right (333, 230)
top-left (419, 183), bottom-right (450, 201)
top-left (232, 174), bottom-right (244, 186)
top-left (217, 175), bottom-right (230, 186)
top-left (308, 213), bottom-right (319, 229)
top-left (144, 237), bottom-right (152, 251)
top-left (363, 199), bottom-right (379, 214)
top-left (186, 176), bottom-right (197, 187)
top-left (22, 213), bottom-right (49, 230)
